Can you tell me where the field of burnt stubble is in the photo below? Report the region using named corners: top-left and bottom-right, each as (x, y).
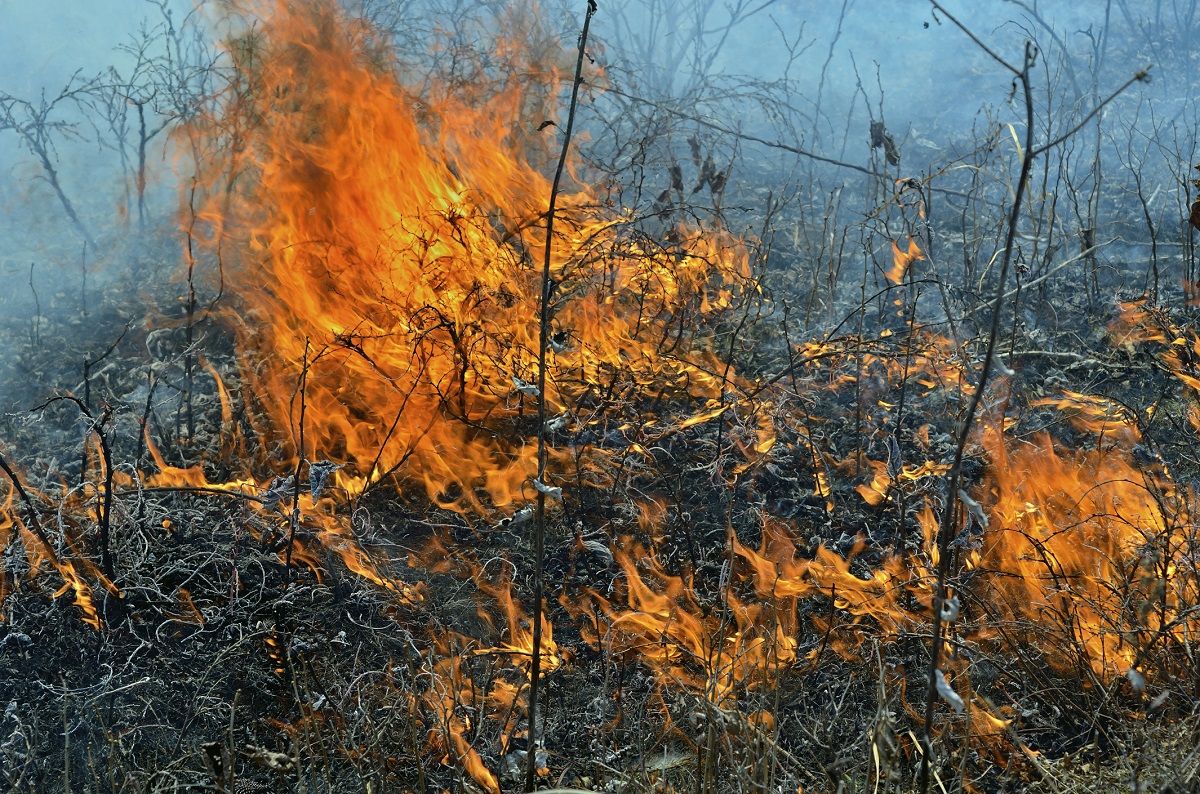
top-left (2, 1), bottom-right (1200, 792)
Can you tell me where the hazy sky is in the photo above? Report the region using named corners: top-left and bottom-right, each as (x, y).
top-left (0, 0), bottom-right (1188, 268)
top-left (0, 0), bottom-right (193, 96)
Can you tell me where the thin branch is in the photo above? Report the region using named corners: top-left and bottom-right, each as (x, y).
top-left (604, 85), bottom-right (877, 176)
top-left (919, 38), bottom-right (1038, 794)
top-left (1031, 67), bottom-right (1152, 157)
top-left (929, 0), bottom-right (1022, 74)
top-left (527, 2), bottom-right (596, 791)
top-left (0, 451), bottom-right (60, 565)
top-left (285, 337), bottom-right (311, 587)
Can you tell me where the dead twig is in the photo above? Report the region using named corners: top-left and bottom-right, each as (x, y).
top-left (527, 3), bottom-right (597, 791)
top-left (0, 450), bottom-right (60, 565)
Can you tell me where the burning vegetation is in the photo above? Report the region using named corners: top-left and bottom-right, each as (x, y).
top-left (2, 1), bottom-right (1200, 792)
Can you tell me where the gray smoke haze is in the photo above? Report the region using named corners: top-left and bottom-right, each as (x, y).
top-left (0, 0), bottom-right (195, 299)
top-left (590, 0), bottom-right (1193, 166)
top-left (0, 0), bottom-right (1197, 407)
top-left (581, 0), bottom-right (1196, 317)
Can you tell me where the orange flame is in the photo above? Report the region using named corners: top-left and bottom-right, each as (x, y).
top-left (885, 236), bottom-right (924, 284)
top-left (422, 642), bottom-right (504, 794)
top-left (1, 469), bottom-right (108, 629)
top-left (567, 535), bottom-right (798, 707)
top-left (975, 420), bottom-right (1193, 682)
top-left (421, 576), bottom-right (558, 792)
top-left (182, 0), bottom-right (751, 518)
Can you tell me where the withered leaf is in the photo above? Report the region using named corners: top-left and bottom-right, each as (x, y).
top-left (870, 120), bottom-right (901, 166)
top-left (693, 154), bottom-right (715, 194)
top-left (669, 162), bottom-right (684, 193)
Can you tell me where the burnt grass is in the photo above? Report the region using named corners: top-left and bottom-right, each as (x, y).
top-left (7, 0), bottom-right (1200, 784)
top-left (2, 226), bottom-right (1200, 794)
top-left (4, 48), bottom-right (1200, 786)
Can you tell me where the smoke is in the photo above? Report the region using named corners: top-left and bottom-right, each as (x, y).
top-left (0, 1), bottom-right (176, 304)
top-left (0, 0), bottom-right (1197, 408)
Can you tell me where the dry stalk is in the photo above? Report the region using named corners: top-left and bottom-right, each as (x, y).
top-left (527, 2), bottom-right (596, 790)
top-left (916, 19), bottom-right (1036, 788)
top-left (920, 4), bottom-right (1151, 790)
top-left (285, 337), bottom-right (311, 586)
top-left (0, 450), bottom-right (59, 563)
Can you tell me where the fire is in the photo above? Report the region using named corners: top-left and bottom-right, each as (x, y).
top-left (4, 1), bottom-right (1200, 789)
top-left (886, 236), bottom-right (924, 284)
top-left (1031, 390), bottom-right (1141, 447)
top-left (1, 457), bottom-right (109, 629)
top-left (423, 641), bottom-right (506, 794)
top-left (184, 0), bottom-right (751, 518)
top-left (961, 415), bottom-right (1198, 687)
top-left (419, 549), bottom-right (560, 792)
top-left (567, 533), bottom-right (798, 707)
top-left (558, 317), bottom-right (1199, 766)
top-left (1112, 297), bottom-right (1200, 433)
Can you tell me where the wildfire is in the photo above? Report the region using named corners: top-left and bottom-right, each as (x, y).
top-left (1, 455), bottom-right (112, 629)
top-left (4, 1), bottom-right (1200, 791)
top-left (416, 539), bottom-right (560, 793)
top-left (184, 0), bottom-right (752, 519)
top-left (971, 424), bottom-right (1189, 682)
top-left (886, 236), bottom-right (925, 285)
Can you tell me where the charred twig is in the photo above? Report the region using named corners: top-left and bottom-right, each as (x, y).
top-left (605, 85), bottom-right (876, 176)
top-left (28, 263), bottom-right (41, 348)
top-left (285, 338), bottom-right (311, 587)
top-left (120, 485), bottom-right (264, 504)
top-left (0, 450), bottom-right (60, 565)
top-left (919, 6), bottom-right (1149, 788)
top-left (917, 23), bottom-right (1038, 786)
top-left (81, 323), bottom-right (132, 482)
top-left (527, 2), bottom-right (596, 790)
top-left (958, 243), bottom-right (1105, 321)
top-left (134, 369), bottom-right (161, 478)
top-left (1030, 67), bottom-right (1152, 159)
top-left (750, 279), bottom-right (945, 399)
top-left (81, 323), bottom-right (131, 412)
top-left (33, 394), bottom-right (118, 580)
top-left (354, 354), bottom-right (433, 506)
top-left (184, 179), bottom-right (200, 444)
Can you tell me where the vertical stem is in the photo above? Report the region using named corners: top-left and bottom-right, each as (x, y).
top-left (184, 180), bottom-right (199, 444)
top-left (286, 338), bottom-right (310, 588)
top-left (527, 3), bottom-right (595, 790)
top-left (918, 39), bottom-right (1037, 794)
top-left (28, 262), bottom-right (40, 348)
top-left (80, 241), bottom-right (88, 318)
top-left (136, 101), bottom-right (147, 232)
top-left (63, 680), bottom-right (71, 794)
top-left (82, 357), bottom-right (92, 485)
top-left (96, 412), bottom-right (116, 582)
top-left (0, 451), bottom-right (59, 561)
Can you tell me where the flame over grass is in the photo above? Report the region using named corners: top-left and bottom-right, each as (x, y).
top-left (561, 333), bottom-right (1200, 767)
top-left (4, 2), bottom-right (1200, 788)
top-left (1, 462), bottom-right (114, 630)
top-left (183, 0), bottom-right (752, 516)
top-left (414, 537), bottom-right (559, 792)
top-left (971, 424), bottom-right (1193, 682)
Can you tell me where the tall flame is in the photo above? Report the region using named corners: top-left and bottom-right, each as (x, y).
top-left (184, 0), bottom-right (750, 516)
